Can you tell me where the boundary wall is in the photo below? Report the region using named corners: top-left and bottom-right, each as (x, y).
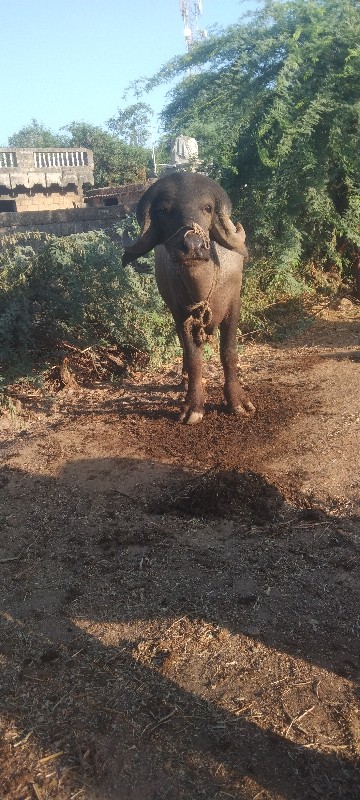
top-left (0, 205), bottom-right (127, 240)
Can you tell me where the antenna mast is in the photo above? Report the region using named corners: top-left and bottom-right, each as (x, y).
top-left (179, 1), bottom-right (206, 51)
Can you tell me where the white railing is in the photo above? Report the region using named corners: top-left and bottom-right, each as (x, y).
top-left (0, 151), bottom-right (18, 168)
top-left (33, 150), bottom-right (89, 169)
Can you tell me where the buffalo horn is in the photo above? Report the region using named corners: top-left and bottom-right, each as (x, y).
top-left (210, 210), bottom-right (248, 258)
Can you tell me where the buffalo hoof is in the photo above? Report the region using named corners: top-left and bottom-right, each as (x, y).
top-left (179, 409), bottom-right (204, 424)
top-left (231, 400), bottom-right (256, 416)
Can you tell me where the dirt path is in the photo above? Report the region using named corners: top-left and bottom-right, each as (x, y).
top-left (0, 301), bottom-right (359, 799)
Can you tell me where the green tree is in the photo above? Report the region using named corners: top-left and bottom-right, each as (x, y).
top-left (8, 118), bottom-right (68, 148)
top-left (107, 102), bottom-right (153, 147)
top-left (64, 122), bottom-right (152, 186)
top-left (7, 118), bottom-right (152, 187)
top-left (145, 0), bottom-right (360, 294)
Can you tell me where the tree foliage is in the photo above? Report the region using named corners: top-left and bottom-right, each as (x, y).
top-left (146, 0), bottom-right (360, 292)
top-left (107, 103), bottom-right (153, 148)
top-left (8, 118), bottom-right (68, 148)
top-left (6, 118), bottom-right (152, 187)
top-left (64, 122), bottom-right (151, 186)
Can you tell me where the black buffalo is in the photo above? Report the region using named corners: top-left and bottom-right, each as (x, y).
top-left (122, 172), bottom-right (255, 424)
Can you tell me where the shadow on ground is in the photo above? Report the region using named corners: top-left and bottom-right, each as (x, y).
top-left (0, 459), bottom-right (359, 799)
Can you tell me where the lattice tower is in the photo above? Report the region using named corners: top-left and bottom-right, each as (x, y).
top-left (179, 0), bottom-right (206, 51)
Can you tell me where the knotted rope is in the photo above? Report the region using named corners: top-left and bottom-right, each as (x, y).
top-left (167, 224), bottom-right (219, 345)
top-left (184, 299), bottom-right (214, 345)
top-left (183, 223), bottom-right (210, 250)
top-left (163, 222), bottom-right (211, 250)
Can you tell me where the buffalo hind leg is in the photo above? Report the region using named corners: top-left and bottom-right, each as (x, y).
top-left (219, 309), bottom-right (255, 416)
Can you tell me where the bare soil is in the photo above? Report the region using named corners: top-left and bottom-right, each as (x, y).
top-left (0, 298), bottom-right (360, 800)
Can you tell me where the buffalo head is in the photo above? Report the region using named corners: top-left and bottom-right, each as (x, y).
top-left (122, 172), bottom-right (247, 267)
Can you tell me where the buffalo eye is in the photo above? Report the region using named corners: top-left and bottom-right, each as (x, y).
top-left (203, 204), bottom-right (213, 214)
top-left (157, 206), bottom-right (169, 219)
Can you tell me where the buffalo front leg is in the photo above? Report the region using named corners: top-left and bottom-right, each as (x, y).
top-left (177, 323), bottom-right (205, 424)
top-left (176, 328), bottom-right (189, 391)
top-left (219, 308), bottom-right (255, 416)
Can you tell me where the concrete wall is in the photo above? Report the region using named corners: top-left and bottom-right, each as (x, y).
top-left (0, 147), bottom-right (94, 213)
top-left (85, 180), bottom-right (154, 209)
top-left (0, 205), bottom-right (127, 241)
top-left (3, 187), bottom-right (83, 213)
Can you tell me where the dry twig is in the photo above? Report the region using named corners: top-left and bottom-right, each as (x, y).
top-left (285, 705), bottom-right (316, 737)
top-left (32, 783), bottom-right (44, 800)
top-left (38, 751), bottom-right (64, 765)
top-left (140, 707), bottom-right (178, 739)
top-left (13, 730), bottom-right (33, 748)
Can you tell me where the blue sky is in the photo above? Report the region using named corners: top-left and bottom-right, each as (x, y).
top-left (1, 0), bottom-right (257, 146)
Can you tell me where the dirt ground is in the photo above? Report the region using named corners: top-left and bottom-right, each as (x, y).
top-left (0, 298), bottom-right (359, 800)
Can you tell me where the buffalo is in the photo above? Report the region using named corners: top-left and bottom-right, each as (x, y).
top-left (122, 172), bottom-right (255, 424)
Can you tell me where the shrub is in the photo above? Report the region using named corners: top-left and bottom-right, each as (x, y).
top-left (0, 226), bottom-right (178, 373)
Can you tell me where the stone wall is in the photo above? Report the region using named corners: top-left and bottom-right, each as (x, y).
top-left (7, 187), bottom-right (83, 213)
top-left (0, 205), bottom-right (127, 241)
top-left (0, 147), bottom-right (94, 213)
top-left (84, 180), bottom-right (154, 209)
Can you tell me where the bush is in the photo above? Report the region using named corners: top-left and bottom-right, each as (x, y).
top-left (0, 226), bottom-right (178, 373)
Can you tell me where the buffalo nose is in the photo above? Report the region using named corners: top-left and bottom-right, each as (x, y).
top-left (182, 231), bottom-right (207, 257)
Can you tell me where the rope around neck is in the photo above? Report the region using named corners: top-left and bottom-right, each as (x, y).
top-left (162, 223), bottom-right (218, 344)
top-left (176, 243), bottom-right (219, 345)
top-left (184, 299), bottom-right (214, 345)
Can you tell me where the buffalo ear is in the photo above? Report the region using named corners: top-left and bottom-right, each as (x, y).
top-left (122, 186), bottom-right (160, 265)
top-left (122, 222), bottom-right (158, 266)
top-left (210, 209), bottom-right (248, 258)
